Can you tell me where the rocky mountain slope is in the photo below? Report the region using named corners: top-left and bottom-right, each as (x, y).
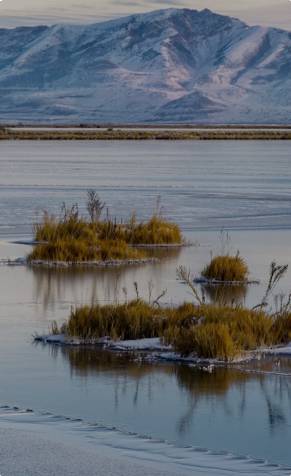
top-left (1, 8), bottom-right (291, 123)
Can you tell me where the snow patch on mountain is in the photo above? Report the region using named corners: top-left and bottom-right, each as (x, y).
top-left (0, 8), bottom-right (291, 123)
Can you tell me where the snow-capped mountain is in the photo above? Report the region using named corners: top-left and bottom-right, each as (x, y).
top-left (1, 8), bottom-right (291, 123)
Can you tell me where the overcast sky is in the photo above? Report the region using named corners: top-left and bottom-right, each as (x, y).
top-left (0, 0), bottom-right (291, 30)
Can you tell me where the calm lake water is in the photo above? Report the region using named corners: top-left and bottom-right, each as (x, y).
top-left (1, 140), bottom-right (291, 471)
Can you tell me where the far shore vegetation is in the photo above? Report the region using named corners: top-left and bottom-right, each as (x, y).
top-left (48, 262), bottom-right (291, 362)
top-left (2, 126), bottom-right (291, 141)
top-left (28, 192), bottom-right (183, 263)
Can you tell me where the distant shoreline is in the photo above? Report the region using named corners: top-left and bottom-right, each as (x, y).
top-left (1, 126), bottom-right (291, 141)
top-left (2, 123), bottom-right (291, 129)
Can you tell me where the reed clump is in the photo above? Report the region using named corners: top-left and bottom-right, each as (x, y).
top-left (29, 195), bottom-right (183, 263)
top-left (201, 254), bottom-right (249, 282)
top-left (126, 215), bottom-right (182, 245)
top-left (164, 305), bottom-right (274, 361)
top-left (55, 298), bottom-right (291, 362)
top-left (29, 237), bottom-right (143, 262)
top-left (66, 300), bottom-right (166, 341)
top-left (44, 261), bottom-right (291, 361)
top-left (95, 214), bottom-right (182, 245)
top-left (272, 312), bottom-right (291, 344)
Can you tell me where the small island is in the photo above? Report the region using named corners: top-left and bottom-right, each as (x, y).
top-left (193, 253), bottom-right (259, 286)
top-left (36, 262), bottom-right (291, 363)
top-left (28, 192), bottom-right (184, 267)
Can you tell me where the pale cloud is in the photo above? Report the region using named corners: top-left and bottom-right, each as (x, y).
top-left (0, 0), bottom-right (290, 30)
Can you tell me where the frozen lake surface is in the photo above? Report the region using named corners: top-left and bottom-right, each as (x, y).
top-left (0, 140), bottom-right (291, 473)
top-left (1, 140), bottom-right (291, 237)
top-left (0, 406), bottom-right (289, 476)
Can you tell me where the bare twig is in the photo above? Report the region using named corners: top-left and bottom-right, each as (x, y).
top-left (134, 281), bottom-right (140, 300)
top-left (177, 266), bottom-right (204, 305)
top-left (122, 287), bottom-right (128, 304)
top-left (153, 289), bottom-right (167, 307)
top-left (253, 261), bottom-right (288, 310)
top-left (87, 189), bottom-right (105, 223)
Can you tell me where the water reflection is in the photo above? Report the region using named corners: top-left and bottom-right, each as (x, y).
top-left (49, 345), bottom-right (291, 436)
top-left (173, 365), bottom-right (249, 434)
top-left (238, 356), bottom-right (291, 433)
top-left (30, 264), bottom-right (250, 313)
top-left (53, 346), bottom-right (170, 409)
top-left (175, 365), bottom-right (291, 435)
top-left (31, 266), bottom-right (123, 310)
top-left (201, 284), bottom-right (248, 306)
top-left (29, 248), bottom-right (182, 311)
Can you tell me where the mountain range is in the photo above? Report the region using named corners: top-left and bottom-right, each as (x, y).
top-left (1, 8), bottom-right (291, 123)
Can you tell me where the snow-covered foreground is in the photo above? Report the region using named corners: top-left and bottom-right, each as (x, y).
top-left (0, 406), bottom-right (289, 476)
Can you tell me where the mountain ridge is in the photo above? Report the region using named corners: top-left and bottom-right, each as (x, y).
top-left (1, 8), bottom-right (291, 124)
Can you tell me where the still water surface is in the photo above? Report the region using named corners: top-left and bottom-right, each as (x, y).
top-left (0, 140), bottom-right (291, 468)
top-left (1, 140), bottom-right (291, 236)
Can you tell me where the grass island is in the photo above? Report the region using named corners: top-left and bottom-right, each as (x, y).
top-left (28, 192), bottom-right (184, 267)
top-left (36, 262), bottom-right (291, 363)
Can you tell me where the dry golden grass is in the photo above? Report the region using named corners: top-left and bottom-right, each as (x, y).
top-left (272, 312), bottom-right (291, 344)
top-left (66, 300), bottom-right (165, 341)
top-left (126, 215), bottom-right (182, 245)
top-left (2, 129), bottom-right (291, 141)
top-left (54, 299), bottom-right (291, 362)
top-left (164, 304), bottom-right (274, 360)
top-left (29, 202), bottom-right (182, 262)
top-left (29, 238), bottom-right (143, 262)
top-left (201, 255), bottom-right (249, 282)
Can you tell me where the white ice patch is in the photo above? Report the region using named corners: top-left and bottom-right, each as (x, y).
top-left (0, 406), bottom-right (289, 476)
top-left (111, 337), bottom-right (170, 351)
top-left (263, 343), bottom-right (291, 356)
